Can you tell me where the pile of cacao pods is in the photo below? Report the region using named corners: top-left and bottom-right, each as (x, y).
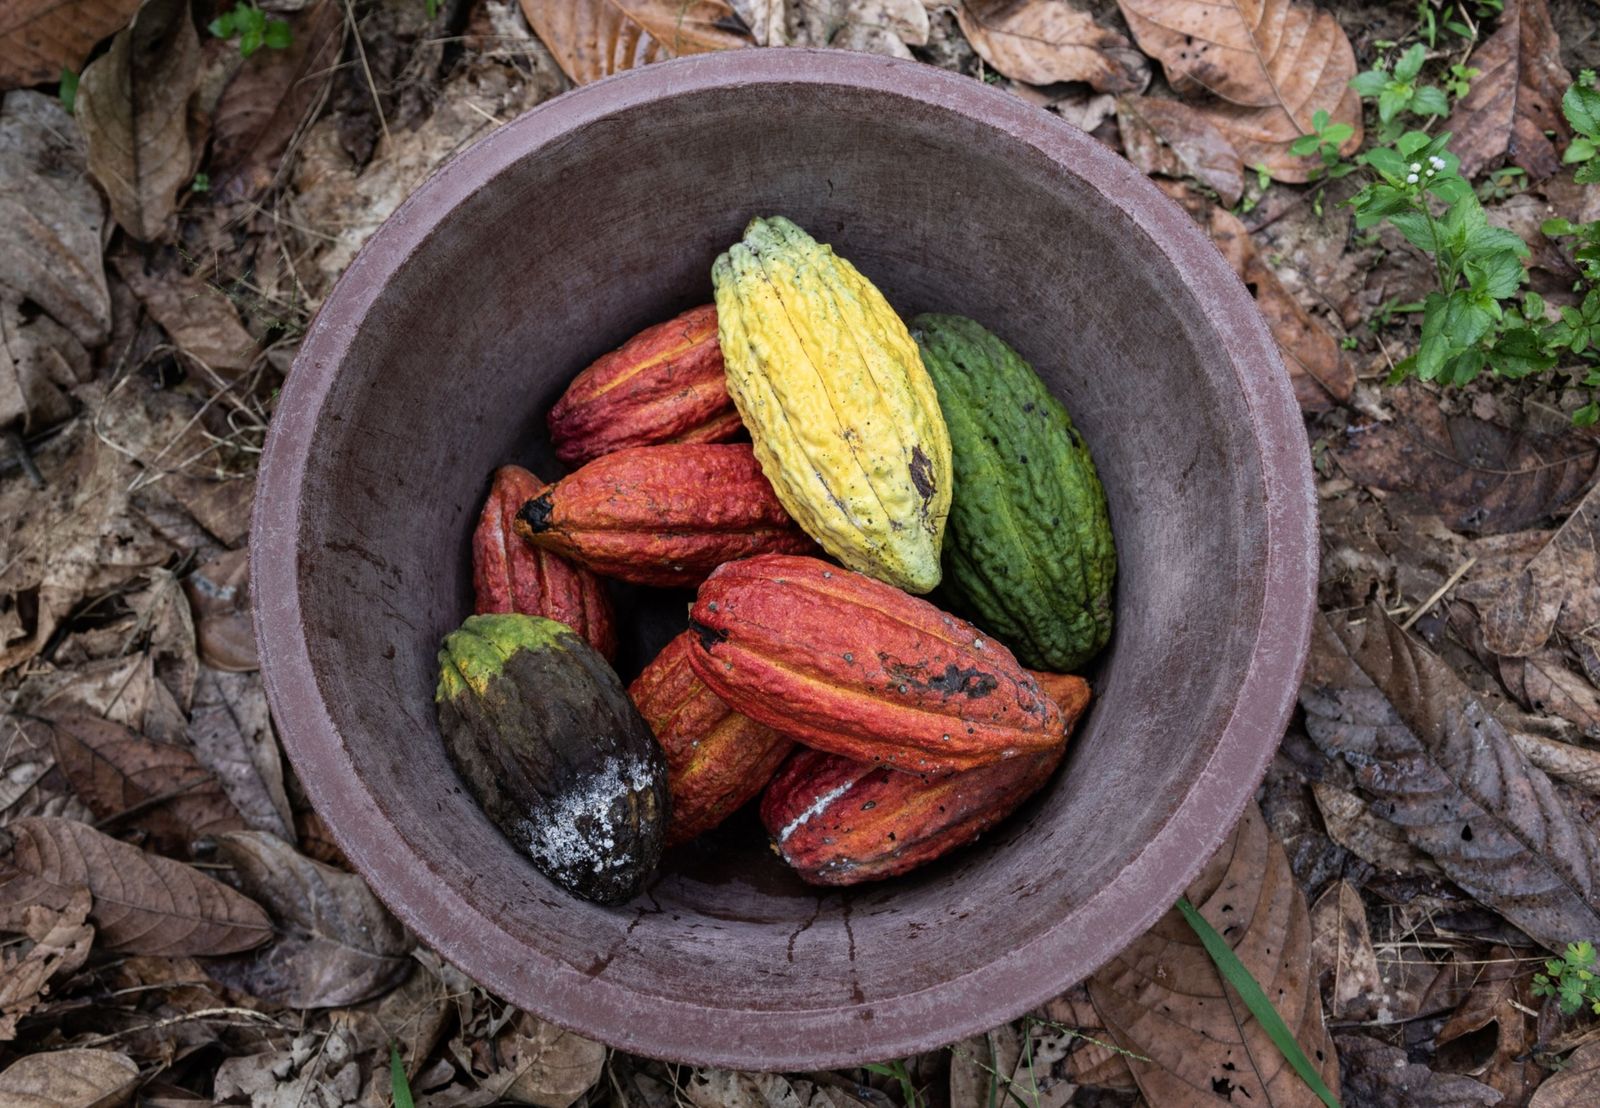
top-left (435, 216), bottom-right (1116, 905)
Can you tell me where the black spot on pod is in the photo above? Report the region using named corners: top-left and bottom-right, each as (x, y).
top-left (909, 446), bottom-right (935, 502)
top-left (517, 493), bottom-right (555, 533)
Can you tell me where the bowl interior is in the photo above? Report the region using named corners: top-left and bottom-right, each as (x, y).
top-left (259, 51), bottom-right (1308, 1068)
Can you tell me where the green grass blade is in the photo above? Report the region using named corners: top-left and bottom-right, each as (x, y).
top-left (1176, 897), bottom-right (1340, 1108)
top-left (390, 1045), bottom-right (415, 1108)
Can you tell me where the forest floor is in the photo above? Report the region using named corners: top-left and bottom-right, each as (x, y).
top-left (3, 0), bottom-right (1600, 1105)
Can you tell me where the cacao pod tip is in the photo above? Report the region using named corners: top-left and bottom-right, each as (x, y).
top-left (436, 614), bottom-right (572, 701)
top-left (516, 493), bottom-right (555, 534)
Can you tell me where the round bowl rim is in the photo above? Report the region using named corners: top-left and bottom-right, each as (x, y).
top-left (251, 47), bottom-right (1318, 1070)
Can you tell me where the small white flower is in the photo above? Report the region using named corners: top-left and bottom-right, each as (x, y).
top-left (1425, 168), bottom-right (1435, 176)
top-left (1410, 162), bottom-right (1422, 172)
top-left (1429, 155), bottom-right (1447, 169)
top-left (1406, 172), bottom-right (1419, 183)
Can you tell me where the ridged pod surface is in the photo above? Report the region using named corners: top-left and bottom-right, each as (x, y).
top-left (547, 305), bottom-right (743, 467)
top-left (472, 465), bottom-right (617, 660)
top-left (912, 314), bottom-right (1116, 670)
top-left (628, 632), bottom-right (794, 847)
top-left (711, 216), bottom-right (952, 593)
top-left (512, 443), bottom-right (814, 588)
top-left (760, 673), bottom-right (1089, 885)
top-left (435, 615), bottom-right (667, 905)
top-left (687, 554), bottom-right (1063, 774)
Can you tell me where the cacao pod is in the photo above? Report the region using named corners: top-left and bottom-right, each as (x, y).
top-left (513, 443), bottom-right (815, 587)
top-left (912, 313), bottom-right (1116, 670)
top-left (628, 631), bottom-right (794, 847)
top-left (472, 465), bottom-right (617, 660)
top-left (760, 669), bottom-right (1090, 885)
top-left (547, 305), bottom-right (743, 467)
top-left (436, 614), bottom-right (668, 905)
top-left (687, 554), bottom-right (1063, 774)
top-left (711, 216), bottom-right (952, 594)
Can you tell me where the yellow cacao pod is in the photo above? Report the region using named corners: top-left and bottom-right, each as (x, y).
top-left (711, 216), bottom-right (952, 593)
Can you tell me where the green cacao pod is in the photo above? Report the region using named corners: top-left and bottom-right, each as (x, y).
top-left (686, 554), bottom-right (1063, 775)
top-left (712, 216), bottom-right (952, 594)
top-left (912, 314), bottom-right (1116, 670)
top-left (435, 614), bottom-right (668, 904)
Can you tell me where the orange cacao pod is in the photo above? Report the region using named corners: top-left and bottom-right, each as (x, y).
top-left (513, 444), bottom-right (814, 588)
top-left (686, 554), bottom-right (1063, 774)
top-left (472, 465), bottom-right (617, 660)
top-left (548, 305), bottom-right (743, 467)
top-left (759, 670), bottom-right (1090, 885)
top-left (629, 632), bottom-right (794, 847)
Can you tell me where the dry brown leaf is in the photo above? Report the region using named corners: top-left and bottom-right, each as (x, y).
top-left (1511, 732), bottom-right (1600, 793)
top-left (47, 710), bottom-right (244, 854)
top-left (785, 0), bottom-right (930, 57)
top-left (1207, 205), bottom-right (1352, 409)
top-left (1331, 385), bottom-right (1599, 536)
top-left (496, 1011), bottom-right (607, 1107)
top-left (1434, 949), bottom-right (1540, 1103)
top-left (187, 668), bottom-right (293, 840)
top-left (1530, 1040), bottom-right (1600, 1106)
top-left (1087, 802), bottom-right (1340, 1105)
top-left (1, 293), bottom-right (92, 435)
top-left (0, 1048), bottom-right (140, 1108)
top-left (112, 251), bottom-right (259, 378)
top-left (0, 887), bottom-right (93, 1040)
top-left (202, 830), bottom-right (412, 1008)
top-left (1116, 0), bottom-right (1361, 182)
top-left (1499, 651), bottom-right (1600, 739)
top-left (0, 815), bottom-right (271, 954)
top-left (1336, 1034), bottom-right (1503, 1106)
top-left (1312, 780), bottom-right (1442, 876)
top-left (1456, 479), bottom-right (1599, 658)
top-left (21, 653), bottom-right (189, 747)
top-left (1446, 0), bottom-right (1571, 181)
top-left (0, 91), bottom-right (111, 348)
top-left (957, 0), bottom-right (1149, 94)
top-left (339, 949), bottom-right (472, 1078)
top-left (682, 1070), bottom-right (874, 1108)
top-left (0, 0), bottom-right (143, 90)
top-left (1310, 880), bottom-right (1381, 1021)
top-left (184, 548), bottom-right (258, 672)
top-left (519, 0), bottom-right (748, 86)
top-left (1117, 94), bottom-right (1243, 205)
top-left (208, 0), bottom-right (344, 202)
top-left (1301, 609), bottom-right (1600, 951)
top-left (730, 0), bottom-right (783, 45)
top-left (76, 0), bottom-right (202, 241)
top-left (1039, 986), bottom-right (1137, 1089)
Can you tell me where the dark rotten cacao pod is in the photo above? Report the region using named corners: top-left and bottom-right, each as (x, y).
top-left (435, 614), bottom-right (668, 905)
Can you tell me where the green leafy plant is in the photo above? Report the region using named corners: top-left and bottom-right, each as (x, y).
top-left (1179, 898), bottom-right (1340, 1108)
top-left (1474, 166), bottom-right (1526, 202)
top-left (1351, 44), bottom-right (1452, 142)
top-left (1533, 942), bottom-right (1600, 1015)
top-left (191, 172), bottom-right (211, 193)
top-left (1445, 62), bottom-right (1479, 99)
top-left (208, 2), bottom-right (292, 58)
top-left (1563, 70), bottom-right (1600, 183)
top-left (390, 1045), bottom-right (415, 1108)
top-left (1289, 109), bottom-right (1358, 179)
top-left (58, 68), bottom-right (78, 113)
top-left (863, 1060), bottom-right (923, 1107)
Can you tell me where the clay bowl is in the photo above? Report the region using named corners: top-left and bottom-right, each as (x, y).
top-left (252, 49), bottom-right (1316, 1069)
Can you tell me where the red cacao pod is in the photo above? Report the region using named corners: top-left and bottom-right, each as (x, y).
top-left (629, 631), bottom-right (794, 847)
top-left (513, 444), bottom-right (814, 588)
top-left (548, 305), bottom-right (743, 467)
top-left (472, 465), bottom-right (617, 660)
top-left (759, 671), bottom-right (1090, 885)
top-left (686, 554), bottom-right (1063, 774)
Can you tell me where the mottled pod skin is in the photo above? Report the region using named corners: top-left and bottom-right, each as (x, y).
top-left (547, 304), bottom-right (743, 467)
top-left (512, 443), bottom-right (815, 588)
top-left (472, 465), bottom-right (617, 660)
top-left (912, 314), bottom-right (1116, 670)
top-left (687, 554), bottom-right (1063, 775)
top-left (712, 216), bottom-right (953, 594)
top-left (759, 674), bottom-right (1089, 885)
top-left (436, 615), bottom-right (668, 905)
top-left (628, 632), bottom-right (795, 847)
